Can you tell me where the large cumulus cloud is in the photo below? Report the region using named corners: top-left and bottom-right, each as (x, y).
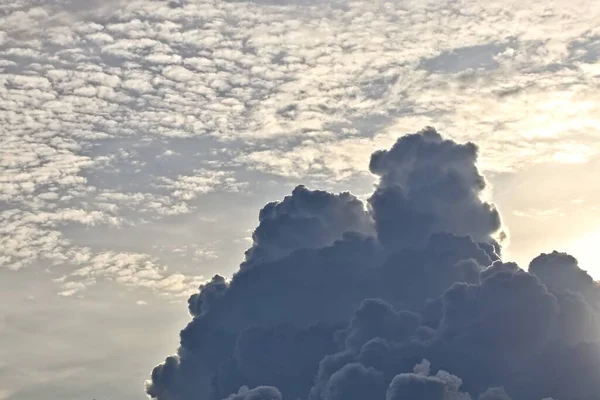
top-left (147, 127), bottom-right (600, 400)
top-left (368, 127), bottom-right (504, 251)
top-left (242, 184), bottom-right (374, 268)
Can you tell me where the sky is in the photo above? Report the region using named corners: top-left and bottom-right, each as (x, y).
top-left (0, 0), bottom-right (599, 399)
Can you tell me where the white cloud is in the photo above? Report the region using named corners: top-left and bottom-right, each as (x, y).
top-left (160, 170), bottom-right (245, 201)
top-left (0, 0), bottom-right (599, 296)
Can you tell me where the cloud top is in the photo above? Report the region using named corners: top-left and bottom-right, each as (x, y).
top-left (146, 127), bottom-right (600, 400)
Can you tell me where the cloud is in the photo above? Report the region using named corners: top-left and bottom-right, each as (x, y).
top-left (160, 170), bottom-right (246, 201)
top-left (477, 387), bottom-right (512, 400)
top-left (0, 0), bottom-right (598, 397)
top-left (385, 362), bottom-right (470, 400)
top-left (368, 127), bottom-right (504, 250)
top-left (529, 250), bottom-right (600, 307)
top-left (215, 323), bottom-right (339, 400)
top-left (322, 363), bottom-right (385, 400)
top-left (147, 128), bottom-right (600, 400)
top-left (1, 0), bottom-right (599, 300)
top-left (241, 184), bottom-right (374, 268)
top-left (223, 386), bottom-right (282, 400)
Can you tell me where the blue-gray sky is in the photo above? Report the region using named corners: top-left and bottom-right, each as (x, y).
top-left (0, 0), bottom-right (599, 399)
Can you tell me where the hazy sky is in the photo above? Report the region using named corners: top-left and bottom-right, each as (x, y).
top-left (1, 0), bottom-right (599, 399)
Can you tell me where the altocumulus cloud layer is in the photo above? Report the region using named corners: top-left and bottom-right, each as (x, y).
top-left (147, 128), bottom-right (600, 400)
top-left (2, 0), bottom-right (600, 299)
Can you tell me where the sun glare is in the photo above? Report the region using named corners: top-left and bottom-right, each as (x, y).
top-left (566, 228), bottom-right (600, 280)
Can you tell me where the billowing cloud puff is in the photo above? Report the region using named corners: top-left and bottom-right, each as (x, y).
top-left (214, 323), bottom-right (339, 400)
top-left (529, 250), bottom-right (600, 308)
top-left (385, 367), bottom-right (470, 400)
top-left (242, 185), bottom-right (374, 268)
top-left (147, 128), bottom-right (600, 400)
top-left (322, 363), bottom-right (385, 400)
top-left (223, 386), bottom-right (283, 400)
top-left (477, 387), bottom-right (512, 400)
top-left (368, 127), bottom-right (504, 251)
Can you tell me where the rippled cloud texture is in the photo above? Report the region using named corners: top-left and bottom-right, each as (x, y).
top-left (148, 129), bottom-right (600, 400)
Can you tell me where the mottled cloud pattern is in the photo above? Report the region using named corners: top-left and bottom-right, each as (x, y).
top-left (147, 128), bottom-right (600, 400)
top-left (1, 0), bottom-right (599, 299)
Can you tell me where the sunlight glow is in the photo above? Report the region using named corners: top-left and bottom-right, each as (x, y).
top-left (566, 228), bottom-right (600, 279)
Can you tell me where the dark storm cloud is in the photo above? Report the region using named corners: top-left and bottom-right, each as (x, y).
top-left (477, 387), bottom-right (512, 400)
top-left (368, 127), bottom-right (503, 251)
top-left (214, 323), bottom-right (339, 400)
top-left (223, 386), bottom-right (283, 400)
top-left (147, 127), bottom-right (600, 400)
top-left (529, 250), bottom-right (600, 308)
top-left (321, 362), bottom-right (386, 400)
top-left (385, 369), bottom-right (463, 400)
top-left (242, 184), bottom-right (373, 269)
